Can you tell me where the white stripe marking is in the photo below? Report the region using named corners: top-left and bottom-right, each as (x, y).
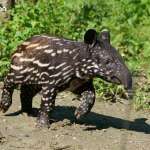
top-left (55, 78), bottom-right (62, 85)
top-left (63, 74), bottom-right (72, 80)
top-left (56, 62), bottom-right (66, 69)
top-left (56, 42), bottom-right (64, 46)
top-left (33, 60), bottom-right (49, 67)
top-left (22, 41), bottom-right (30, 45)
top-left (12, 52), bottom-right (23, 58)
top-left (11, 65), bottom-right (23, 70)
top-left (35, 45), bottom-right (49, 50)
top-left (52, 38), bottom-right (60, 41)
top-left (62, 66), bottom-right (71, 71)
top-left (63, 69), bottom-right (73, 76)
top-left (73, 53), bottom-right (79, 60)
top-left (20, 58), bottom-right (35, 62)
top-left (48, 66), bottom-right (55, 70)
top-left (49, 72), bottom-right (61, 78)
top-left (40, 72), bottom-right (49, 78)
top-left (16, 76), bottom-right (23, 79)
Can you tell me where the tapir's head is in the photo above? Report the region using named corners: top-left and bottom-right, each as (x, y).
top-left (84, 29), bottom-right (132, 94)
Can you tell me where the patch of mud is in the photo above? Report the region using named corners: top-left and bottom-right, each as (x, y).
top-left (0, 85), bottom-right (150, 150)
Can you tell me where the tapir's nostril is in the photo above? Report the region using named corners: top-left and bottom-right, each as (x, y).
top-left (126, 89), bottom-right (133, 99)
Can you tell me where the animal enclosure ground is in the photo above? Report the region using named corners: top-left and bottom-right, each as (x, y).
top-left (0, 83), bottom-right (150, 150)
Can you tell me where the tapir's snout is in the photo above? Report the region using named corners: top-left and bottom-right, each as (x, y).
top-left (116, 67), bottom-right (133, 99)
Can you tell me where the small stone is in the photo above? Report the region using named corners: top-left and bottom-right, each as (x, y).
top-left (3, 119), bottom-right (6, 122)
top-left (102, 129), bottom-right (107, 132)
top-left (73, 137), bottom-right (77, 140)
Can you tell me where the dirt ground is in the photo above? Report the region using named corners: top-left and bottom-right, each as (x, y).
top-left (0, 84), bottom-right (150, 150)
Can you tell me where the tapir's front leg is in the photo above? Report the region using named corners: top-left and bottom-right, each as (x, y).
top-left (0, 76), bottom-right (15, 113)
top-left (37, 84), bottom-right (56, 128)
top-left (75, 90), bottom-right (95, 119)
top-left (72, 79), bottom-right (95, 119)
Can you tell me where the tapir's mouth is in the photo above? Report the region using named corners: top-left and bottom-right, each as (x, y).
top-left (111, 76), bottom-right (121, 84)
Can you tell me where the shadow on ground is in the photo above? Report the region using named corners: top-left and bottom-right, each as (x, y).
top-left (5, 105), bottom-right (150, 134)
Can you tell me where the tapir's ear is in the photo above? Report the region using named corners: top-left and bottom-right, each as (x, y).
top-left (99, 30), bottom-right (110, 43)
top-left (84, 29), bottom-right (97, 44)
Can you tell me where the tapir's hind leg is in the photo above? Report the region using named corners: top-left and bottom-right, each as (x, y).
top-left (20, 84), bottom-right (41, 115)
top-left (0, 75), bottom-right (15, 113)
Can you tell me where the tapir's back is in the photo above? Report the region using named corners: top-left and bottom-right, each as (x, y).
top-left (10, 35), bottom-right (85, 84)
top-left (13, 35), bottom-right (82, 60)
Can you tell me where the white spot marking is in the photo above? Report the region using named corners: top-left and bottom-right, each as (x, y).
top-left (50, 89), bottom-right (55, 93)
top-left (87, 59), bottom-right (92, 62)
top-left (63, 48), bottom-right (69, 53)
top-left (44, 49), bottom-right (53, 53)
top-left (33, 70), bottom-right (38, 73)
top-left (75, 62), bottom-right (80, 66)
top-left (57, 50), bottom-right (62, 54)
top-left (30, 77), bottom-right (35, 80)
top-left (43, 90), bottom-right (50, 95)
top-left (36, 73), bottom-right (40, 76)
top-left (51, 53), bottom-right (56, 57)
top-left (83, 64), bottom-right (87, 68)
top-left (87, 66), bottom-right (92, 69)
top-left (49, 80), bottom-right (55, 84)
top-left (92, 62), bottom-right (99, 69)
top-left (43, 97), bottom-right (49, 101)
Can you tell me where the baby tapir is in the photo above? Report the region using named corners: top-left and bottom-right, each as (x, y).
top-left (0, 29), bottom-right (132, 127)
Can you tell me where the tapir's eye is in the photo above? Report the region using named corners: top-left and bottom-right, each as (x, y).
top-left (105, 59), bottom-right (112, 65)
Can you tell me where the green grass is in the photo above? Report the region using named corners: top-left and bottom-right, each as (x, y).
top-left (0, 0), bottom-right (150, 109)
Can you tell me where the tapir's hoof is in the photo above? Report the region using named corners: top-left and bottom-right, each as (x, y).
top-left (74, 106), bottom-right (89, 119)
top-left (0, 99), bottom-right (12, 113)
top-left (36, 112), bottom-right (50, 128)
